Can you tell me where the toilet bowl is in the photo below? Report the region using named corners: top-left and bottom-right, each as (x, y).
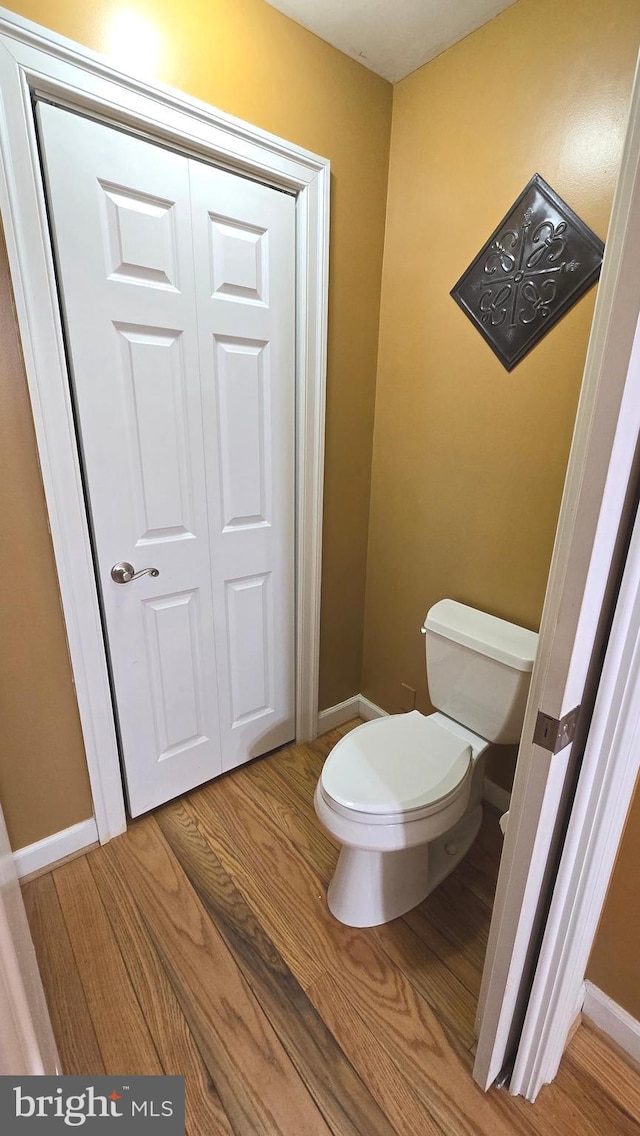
top-left (316, 711), bottom-right (489, 926)
top-left (314, 599), bottom-right (538, 927)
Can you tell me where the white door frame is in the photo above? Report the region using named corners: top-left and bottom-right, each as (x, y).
top-left (511, 373), bottom-right (640, 1097)
top-left (475, 50), bottom-right (640, 1093)
top-left (0, 7), bottom-right (329, 842)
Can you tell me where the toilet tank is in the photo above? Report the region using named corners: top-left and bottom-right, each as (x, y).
top-left (423, 599), bottom-right (538, 744)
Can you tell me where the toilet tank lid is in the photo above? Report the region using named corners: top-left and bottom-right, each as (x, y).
top-left (424, 599), bottom-right (538, 672)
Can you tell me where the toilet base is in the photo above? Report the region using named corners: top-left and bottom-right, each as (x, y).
top-left (327, 804), bottom-right (483, 928)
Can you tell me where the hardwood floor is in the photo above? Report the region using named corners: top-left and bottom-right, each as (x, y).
top-left (23, 722), bottom-right (640, 1135)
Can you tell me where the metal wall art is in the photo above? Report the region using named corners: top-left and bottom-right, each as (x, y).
top-left (450, 173), bottom-right (604, 371)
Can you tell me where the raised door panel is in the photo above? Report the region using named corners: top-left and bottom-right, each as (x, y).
top-left (225, 574), bottom-right (272, 726)
top-left (143, 590), bottom-right (208, 757)
top-left (190, 160), bottom-right (296, 768)
top-left (100, 182), bottom-right (180, 290)
top-left (208, 214), bottom-right (268, 304)
top-left (115, 324), bottom-right (196, 543)
top-left (215, 335), bottom-right (271, 531)
top-left (37, 104), bottom-right (222, 814)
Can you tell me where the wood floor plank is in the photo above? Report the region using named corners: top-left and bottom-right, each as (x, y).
top-left (87, 843), bottom-right (233, 1136)
top-left (191, 772), bottom-right (436, 996)
top-left (233, 758), bottom-right (338, 882)
top-left (272, 739), bottom-right (327, 802)
top-left (22, 873), bottom-right (104, 1076)
top-left (516, 1045), bottom-right (640, 1136)
top-left (566, 1021), bottom-right (640, 1123)
top-left (157, 799), bottom-right (397, 1136)
top-left (372, 917), bottom-right (477, 1049)
top-left (186, 777), bottom-right (327, 988)
top-left (558, 1053), bottom-right (640, 1135)
top-left (308, 972), bottom-right (446, 1136)
top-left (265, 745), bottom-right (340, 850)
top-left (405, 873), bottom-right (491, 984)
top-left (313, 951), bottom-right (542, 1136)
top-left (188, 774), bottom-right (530, 1136)
top-left (191, 768), bottom-right (485, 1030)
top-left (111, 816), bottom-right (332, 1136)
top-left (451, 855), bottom-right (498, 910)
top-left (53, 856), bottom-right (162, 1074)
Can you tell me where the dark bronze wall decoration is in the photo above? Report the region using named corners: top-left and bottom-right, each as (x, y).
top-left (450, 173), bottom-right (604, 371)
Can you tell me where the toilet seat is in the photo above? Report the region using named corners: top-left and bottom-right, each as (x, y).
top-left (320, 711), bottom-right (472, 825)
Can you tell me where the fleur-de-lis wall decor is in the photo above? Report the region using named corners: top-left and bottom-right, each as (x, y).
top-left (450, 174), bottom-right (604, 371)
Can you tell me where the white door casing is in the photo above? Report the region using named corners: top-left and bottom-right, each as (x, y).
top-left (512, 320), bottom-right (640, 1097)
top-left (0, 7), bottom-right (329, 839)
top-left (37, 103), bottom-right (296, 815)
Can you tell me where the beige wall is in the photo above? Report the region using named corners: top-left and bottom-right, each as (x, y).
top-left (0, 228), bottom-right (94, 849)
top-left (587, 772), bottom-right (640, 1020)
top-left (0, 0), bottom-right (392, 849)
top-left (361, 0), bottom-right (640, 799)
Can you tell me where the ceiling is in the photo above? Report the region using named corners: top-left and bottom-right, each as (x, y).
top-left (265, 0), bottom-right (519, 83)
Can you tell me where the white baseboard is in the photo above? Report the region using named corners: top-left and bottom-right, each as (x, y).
top-left (318, 694), bottom-right (388, 731)
top-left (317, 696), bottom-right (361, 731)
top-left (583, 981), bottom-right (640, 1064)
top-left (482, 777), bottom-right (511, 814)
top-left (13, 818), bottom-right (99, 881)
top-left (358, 696), bottom-right (388, 721)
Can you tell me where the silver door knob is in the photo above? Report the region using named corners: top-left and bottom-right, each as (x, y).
top-left (110, 561), bottom-right (160, 584)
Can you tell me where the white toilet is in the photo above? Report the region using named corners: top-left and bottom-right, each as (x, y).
top-left (314, 599), bottom-right (538, 927)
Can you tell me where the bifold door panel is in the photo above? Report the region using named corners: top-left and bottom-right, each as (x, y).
top-left (37, 102), bottom-right (296, 814)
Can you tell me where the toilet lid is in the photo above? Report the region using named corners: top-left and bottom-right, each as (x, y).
top-left (321, 711), bottom-right (472, 817)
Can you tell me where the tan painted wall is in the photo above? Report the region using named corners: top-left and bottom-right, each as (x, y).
top-left (361, 0), bottom-right (640, 799)
top-left (587, 772), bottom-right (640, 1021)
top-left (0, 0), bottom-right (392, 849)
top-left (0, 227), bottom-right (94, 849)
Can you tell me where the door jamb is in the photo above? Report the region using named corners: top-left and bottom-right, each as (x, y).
top-left (511, 376), bottom-right (640, 1097)
top-left (0, 7), bottom-right (329, 842)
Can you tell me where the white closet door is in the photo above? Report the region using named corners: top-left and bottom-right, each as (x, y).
top-left (37, 103), bottom-right (295, 814)
top-left (189, 160), bottom-right (296, 769)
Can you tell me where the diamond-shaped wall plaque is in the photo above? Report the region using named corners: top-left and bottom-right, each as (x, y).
top-left (450, 174), bottom-right (604, 371)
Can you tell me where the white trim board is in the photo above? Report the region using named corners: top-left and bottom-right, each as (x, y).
top-left (0, 7), bottom-right (329, 844)
top-left (359, 696), bottom-right (388, 721)
top-left (510, 391), bottom-right (640, 1098)
top-left (318, 694), bottom-right (388, 730)
top-left (13, 818), bottom-right (98, 881)
top-left (317, 696), bottom-right (361, 731)
top-left (583, 982), bottom-right (640, 1066)
top-left (483, 778), bottom-right (511, 815)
